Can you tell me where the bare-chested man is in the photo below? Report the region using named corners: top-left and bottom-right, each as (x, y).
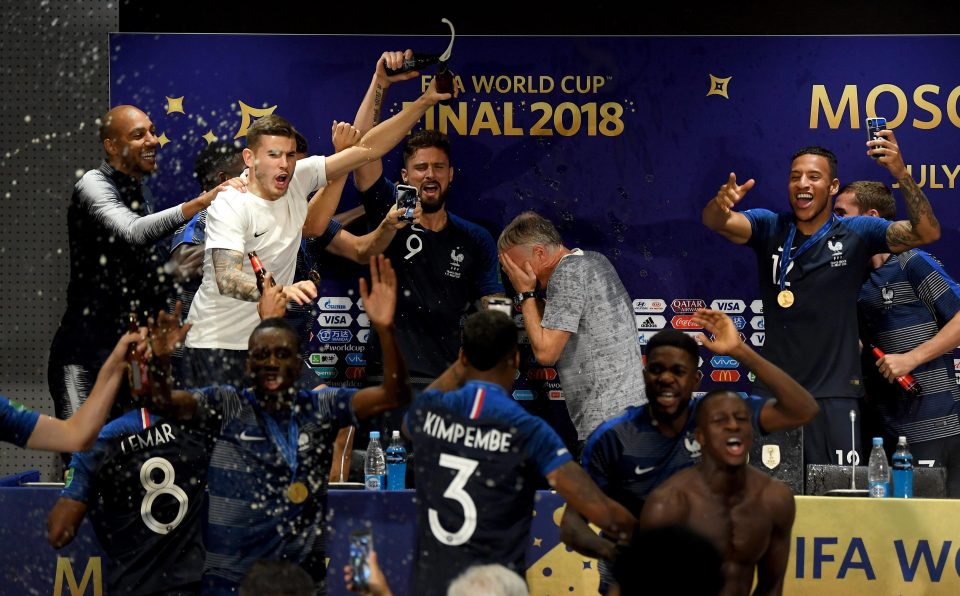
top-left (640, 390), bottom-right (796, 596)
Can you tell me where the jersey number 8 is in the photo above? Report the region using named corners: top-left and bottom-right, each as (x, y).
top-left (140, 456), bottom-right (189, 535)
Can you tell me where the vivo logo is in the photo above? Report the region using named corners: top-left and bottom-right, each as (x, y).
top-left (345, 352), bottom-right (367, 366)
top-left (319, 313), bottom-right (353, 327)
top-left (318, 329), bottom-right (353, 344)
top-left (710, 300), bottom-right (745, 313)
top-left (320, 297), bottom-right (352, 311)
top-left (512, 390), bottom-right (535, 401)
top-left (710, 356), bottom-right (740, 369)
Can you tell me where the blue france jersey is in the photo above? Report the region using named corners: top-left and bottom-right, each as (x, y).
top-left (858, 249), bottom-right (960, 443)
top-left (62, 408), bottom-right (214, 594)
top-left (583, 395), bottom-right (767, 513)
top-left (0, 396), bottom-right (39, 447)
top-left (744, 210), bottom-right (890, 398)
top-left (583, 395), bottom-right (767, 592)
top-left (406, 381), bottom-right (571, 596)
top-left (199, 385), bottom-right (356, 592)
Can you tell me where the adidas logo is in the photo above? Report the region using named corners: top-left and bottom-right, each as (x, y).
top-left (639, 316), bottom-right (658, 329)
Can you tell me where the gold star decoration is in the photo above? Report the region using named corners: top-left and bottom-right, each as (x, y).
top-left (165, 96), bottom-right (185, 114)
top-left (234, 101), bottom-right (278, 139)
top-left (533, 537), bottom-right (543, 547)
top-left (157, 132), bottom-right (171, 147)
top-left (202, 130), bottom-right (218, 144)
top-left (707, 74), bottom-right (732, 99)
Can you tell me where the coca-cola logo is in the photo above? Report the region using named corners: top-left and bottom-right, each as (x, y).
top-left (671, 315), bottom-right (703, 330)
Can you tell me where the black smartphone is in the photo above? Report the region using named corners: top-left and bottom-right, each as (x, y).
top-left (348, 529), bottom-right (373, 591)
top-left (866, 117), bottom-right (887, 160)
top-left (396, 184), bottom-right (418, 223)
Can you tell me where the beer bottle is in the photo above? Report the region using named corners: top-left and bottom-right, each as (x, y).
top-left (126, 313), bottom-right (150, 397)
top-left (248, 251), bottom-right (276, 294)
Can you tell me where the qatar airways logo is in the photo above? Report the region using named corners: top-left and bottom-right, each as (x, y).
top-left (671, 299), bottom-right (706, 314)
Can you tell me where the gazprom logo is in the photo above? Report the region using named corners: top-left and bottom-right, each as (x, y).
top-left (320, 297), bottom-right (352, 311)
top-left (710, 356), bottom-right (740, 369)
top-left (345, 352), bottom-right (367, 366)
top-left (751, 316), bottom-right (765, 330)
top-left (318, 329), bottom-right (353, 344)
top-left (358, 330), bottom-right (371, 344)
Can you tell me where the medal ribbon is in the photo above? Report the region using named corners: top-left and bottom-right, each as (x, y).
top-left (778, 214), bottom-right (837, 292)
top-left (246, 393), bottom-right (299, 478)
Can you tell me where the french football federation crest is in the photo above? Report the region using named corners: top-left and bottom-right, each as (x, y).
top-left (684, 434), bottom-right (702, 459)
top-left (882, 286), bottom-right (894, 305)
top-left (828, 239), bottom-right (843, 255)
top-left (762, 444), bottom-right (781, 469)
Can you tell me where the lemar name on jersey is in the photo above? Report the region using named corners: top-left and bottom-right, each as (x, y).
top-left (119, 423), bottom-right (177, 454)
top-left (423, 411), bottom-right (512, 453)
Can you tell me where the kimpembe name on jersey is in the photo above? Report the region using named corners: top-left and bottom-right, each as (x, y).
top-left (422, 411), bottom-right (513, 453)
top-left (119, 423), bottom-right (177, 454)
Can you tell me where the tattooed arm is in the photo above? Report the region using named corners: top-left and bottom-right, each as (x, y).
top-left (870, 129), bottom-right (941, 252)
top-left (212, 248), bottom-right (260, 302)
top-left (352, 49), bottom-right (418, 192)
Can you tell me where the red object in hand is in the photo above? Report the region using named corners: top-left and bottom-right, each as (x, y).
top-left (248, 251), bottom-right (276, 294)
top-left (871, 346), bottom-right (921, 396)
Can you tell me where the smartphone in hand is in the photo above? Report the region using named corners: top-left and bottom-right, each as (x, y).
top-left (349, 529), bottom-right (374, 591)
top-left (396, 185), bottom-right (418, 223)
top-left (866, 117), bottom-right (887, 160)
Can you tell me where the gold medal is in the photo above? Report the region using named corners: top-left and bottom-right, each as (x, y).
top-left (287, 481), bottom-right (309, 504)
top-left (777, 290), bottom-right (795, 309)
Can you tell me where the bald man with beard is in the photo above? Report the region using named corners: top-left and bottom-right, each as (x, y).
top-left (48, 105), bottom-right (227, 432)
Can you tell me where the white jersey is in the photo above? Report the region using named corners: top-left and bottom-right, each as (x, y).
top-left (186, 155), bottom-right (327, 350)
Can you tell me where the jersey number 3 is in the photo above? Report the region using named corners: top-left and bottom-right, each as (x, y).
top-left (428, 454), bottom-right (478, 546)
top-left (140, 457), bottom-right (189, 535)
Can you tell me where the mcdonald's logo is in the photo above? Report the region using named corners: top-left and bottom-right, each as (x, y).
top-left (345, 366), bottom-right (366, 380)
top-left (710, 370), bottom-right (741, 383)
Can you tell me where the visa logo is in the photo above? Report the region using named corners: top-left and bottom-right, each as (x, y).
top-left (710, 356), bottom-right (740, 369)
top-left (318, 329), bottom-right (353, 344)
top-left (319, 313), bottom-right (353, 327)
top-left (710, 299), bottom-right (745, 313)
top-left (311, 367), bottom-right (338, 379)
top-left (320, 297), bottom-right (352, 311)
top-left (512, 390), bottom-right (535, 401)
top-left (345, 352), bottom-right (367, 366)
top-left (357, 330), bottom-right (371, 344)
top-left (730, 316), bottom-right (747, 330)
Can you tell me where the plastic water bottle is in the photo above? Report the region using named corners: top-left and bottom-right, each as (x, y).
top-left (364, 431), bottom-right (386, 491)
top-left (385, 430), bottom-right (408, 490)
top-left (867, 437), bottom-right (890, 498)
top-left (892, 436), bottom-right (914, 498)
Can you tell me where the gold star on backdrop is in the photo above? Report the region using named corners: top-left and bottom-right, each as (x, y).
top-left (533, 537), bottom-right (542, 547)
top-left (234, 101), bottom-right (278, 139)
top-left (202, 130), bottom-right (218, 144)
top-left (165, 96), bottom-right (185, 114)
top-left (157, 133), bottom-right (171, 147)
top-left (707, 74), bottom-right (732, 99)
